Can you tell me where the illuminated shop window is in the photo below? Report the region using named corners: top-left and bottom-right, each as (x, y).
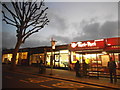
top-left (46, 54), bottom-right (51, 66)
top-left (71, 52), bottom-right (76, 63)
top-left (101, 55), bottom-right (109, 67)
top-left (114, 53), bottom-right (120, 61)
top-left (47, 52), bottom-right (51, 55)
top-left (60, 54), bottom-right (69, 67)
top-left (46, 50), bottom-right (69, 67)
top-left (114, 53), bottom-right (120, 68)
top-left (30, 53), bottom-right (44, 64)
top-left (46, 52), bottom-right (52, 66)
top-left (60, 50), bottom-right (69, 53)
top-left (18, 52), bottom-right (28, 59)
top-left (59, 50), bottom-right (69, 67)
top-left (2, 54), bottom-right (12, 63)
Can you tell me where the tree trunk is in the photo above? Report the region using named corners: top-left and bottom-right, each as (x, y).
top-left (11, 39), bottom-right (22, 71)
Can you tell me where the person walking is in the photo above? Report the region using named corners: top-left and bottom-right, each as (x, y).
top-left (82, 59), bottom-right (88, 77)
top-left (74, 60), bottom-right (81, 77)
top-left (39, 60), bottom-right (44, 74)
top-left (107, 57), bottom-right (117, 83)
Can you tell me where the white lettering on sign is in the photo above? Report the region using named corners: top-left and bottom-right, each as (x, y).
top-left (71, 41), bottom-right (96, 48)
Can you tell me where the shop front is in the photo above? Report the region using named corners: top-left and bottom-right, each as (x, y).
top-left (29, 45), bottom-right (70, 69)
top-left (46, 50), bottom-right (69, 68)
top-left (69, 37), bottom-right (120, 76)
top-left (2, 37), bottom-right (120, 73)
top-left (69, 39), bottom-right (106, 73)
top-left (2, 52), bottom-right (28, 65)
top-left (105, 37), bottom-right (120, 69)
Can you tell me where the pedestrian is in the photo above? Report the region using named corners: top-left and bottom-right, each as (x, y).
top-left (107, 57), bottom-right (117, 83)
top-left (74, 60), bottom-right (81, 77)
top-left (39, 60), bottom-right (44, 74)
top-left (43, 62), bottom-right (46, 74)
top-left (36, 60), bottom-right (39, 67)
top-left (82, 59), bottom-right (88, 77)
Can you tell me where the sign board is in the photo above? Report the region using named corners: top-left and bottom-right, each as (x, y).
top-left (106, 37), bottom-right (120, 46)
top-left (101, 55), bottom-right (110, 67)
top-left (105, 37), bottom-right (120, 50)
top-left (70, 39), bottom-right (105, 50)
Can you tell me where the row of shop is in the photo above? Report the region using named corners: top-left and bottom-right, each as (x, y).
top-left (2, 37), bottom-right (120, 72)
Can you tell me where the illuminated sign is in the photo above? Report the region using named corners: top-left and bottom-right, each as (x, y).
top-left (70, 37), bottom-right (120, 51)
top-left (71, 41), bottom-right (96, 48)
top-left (106, 37), bottom-right (120, 46)
top-left (70, 39), bottom-right (105, 50)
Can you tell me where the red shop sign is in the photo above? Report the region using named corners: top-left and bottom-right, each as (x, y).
top-left (70, 39), bottom-right (105, 50)
top-left (106, 37), bottom-right (120, 46)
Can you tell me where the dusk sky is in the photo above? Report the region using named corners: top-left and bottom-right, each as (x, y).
top-left (2, 0), bottom-right (119, 49)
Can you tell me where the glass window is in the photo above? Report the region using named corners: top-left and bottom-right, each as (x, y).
top-left (2, 54), bottom-right (12, 63)
top-left (60, 53), bottom-right (69, 67)
top-left (19, 52), bottom-right (28, 59)
top-left (30, 53), bottom-right (44, 64)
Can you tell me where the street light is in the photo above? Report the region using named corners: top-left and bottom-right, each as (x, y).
top-left (50, 38), bottom-right (57, 75)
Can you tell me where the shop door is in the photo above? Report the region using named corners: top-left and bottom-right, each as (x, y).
top-left (54, 54), bottom-right (60, 67)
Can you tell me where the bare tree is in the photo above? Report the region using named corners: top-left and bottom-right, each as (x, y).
top-left (2, 0), bottom-right (49, 70)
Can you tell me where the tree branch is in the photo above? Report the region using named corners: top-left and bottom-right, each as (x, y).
top-left (11, 2), bottom-right (22, 23)
top-left (2, 1), bottom-right (49, 44)
top-left (2, 11), bottom-right (16, 24)
top-left (22, 27), bottom-right (42, 43)
top-left (25, 7), bottom-right (48, 29)
top-left (2, 3), bottom-right (18, 19)
top-left (3, 19), bottom-right (17, 26)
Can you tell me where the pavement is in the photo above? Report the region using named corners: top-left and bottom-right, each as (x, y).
top-left (2, 64), bottom-right (120, 89)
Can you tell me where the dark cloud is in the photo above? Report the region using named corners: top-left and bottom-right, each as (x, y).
top-left (48, 12), bottom-right (68, 33)
top-left (2, 2), bottom-right (118, 49)
top-left (51, 35), bottom-right (71, 45)
top-left (99, 21), bottom-right (118, 38)
top-left (73, 20), bottom-right (118, 42)
top-left (19, 35), bottom-right (71, 48)
top-left (73, 22), bottom-right (100, 41)
top-left (2, 20), bottom-right (118, 49)
top-left (21, 39), bottom-right (50, 48)
top-left (2, 31), bottom-right (16, 49)
top-left (82, 22), bottom-right (100, 38)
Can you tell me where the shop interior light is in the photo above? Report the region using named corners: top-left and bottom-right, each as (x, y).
top-left (60, 50), bottom-right (69, 53)
top-left (102, 51), bottom-right (107, 54)
top-left (107, 44), bottom-right (111, 46)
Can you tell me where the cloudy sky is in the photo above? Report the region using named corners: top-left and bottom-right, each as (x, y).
top-left (2, 0), bottom-right (119, 49)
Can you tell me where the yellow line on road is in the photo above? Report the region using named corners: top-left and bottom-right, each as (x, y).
top-left (39, 85), bottom-right (53, 88)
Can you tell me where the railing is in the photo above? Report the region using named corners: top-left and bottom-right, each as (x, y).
top-left (87, 67), bottom-right (120, 79)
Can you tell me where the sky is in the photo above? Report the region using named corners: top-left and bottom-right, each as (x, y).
top-left (1, 0), bottom-right (120, 49)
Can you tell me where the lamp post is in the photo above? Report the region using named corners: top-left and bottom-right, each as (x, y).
top-left (50, 38), bottom-right (57, 75)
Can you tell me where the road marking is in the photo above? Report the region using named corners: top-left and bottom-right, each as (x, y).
top-left (39, 85), bottom-right (52, 88)
top-left (26, 78), bottom-right (53, 83)
top-left (52, 82), bottom-right (85, 88)
top-left (4, 70), bottom-right (110, 89)
top-left (19, 80), bottom-right (29, 83)
top-left (29, 80), bottom-right (42, 83)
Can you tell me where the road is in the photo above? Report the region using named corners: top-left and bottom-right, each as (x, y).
top-left (2, 70), bottom-right (109, 89)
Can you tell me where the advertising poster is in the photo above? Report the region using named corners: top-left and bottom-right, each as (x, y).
top-left (101, 55), bottom-right (110, 67)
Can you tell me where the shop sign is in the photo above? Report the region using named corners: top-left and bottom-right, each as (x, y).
top-left (105, 37), bottom-right (120, 50)
top-left (105, 46), bottom-right (120, 50)
top-left (70, 39), bottom-right (105, 49)
top-left (71, 41), bottom-right (96, 48)
top-left (106, 37), bottom-right (120, 46)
